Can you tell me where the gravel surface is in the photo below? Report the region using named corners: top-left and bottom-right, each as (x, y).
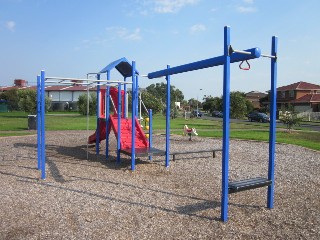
top-left (0, 131), bottom-right (319, 239)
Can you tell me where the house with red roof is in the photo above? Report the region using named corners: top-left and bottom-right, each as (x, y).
top-left (276, 81), bottom-right (320, 112)
top-left (0, 79), bottom-right (96, 111)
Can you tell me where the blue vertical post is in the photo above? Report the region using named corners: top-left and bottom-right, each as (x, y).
top-left (148, 109), bottom-right (153, 160)
top-left (36, 75), bottom-right (41, 170)
top-left (40, 70), bottom-right (46, 180)
top-left (135, 75), bottom-right (139, 119)
top-left (117, 82), bottom-right (121, 163)
top-left (221, 26), bottom-right (231, 222)
top-left (106, 71), bottom-right (111, 159)
top-left (95, 74), bottom-right (101, 155)
top-left (131, 61), bottom-right (136, 170)
top-left (267, 36), bottom-right (278, 208)
top-left (165, 65), bottom-right (171, 168)
top-left (124, 77), bottom-right (127, 119)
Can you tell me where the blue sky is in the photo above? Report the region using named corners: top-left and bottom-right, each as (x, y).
top-left (1, 0), bottom-right (319, 100)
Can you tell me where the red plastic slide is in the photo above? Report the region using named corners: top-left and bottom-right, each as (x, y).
top-left (87, 116), bottom-right (148, 150)
top-left (87, 119), bottom-right (106, 144)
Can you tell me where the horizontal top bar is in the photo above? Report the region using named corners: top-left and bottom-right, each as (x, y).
top-left (87, 72), bottom-right (100, 75)
top-left (45, 77), bottom-right (131, 84)
top-left (261, 54), bottom-right (277, 59)
top-left (148, 47), bottom-right (261, 79)
top-left (45, 81), bottom-right (91, 85)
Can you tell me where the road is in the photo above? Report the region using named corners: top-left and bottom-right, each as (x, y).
top-left (196, 114), bottom-right (320, 132)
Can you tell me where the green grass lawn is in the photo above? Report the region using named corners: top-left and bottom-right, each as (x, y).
top-left (1, 112), bottom-right (319, 151)
top-left (0, 112), bottom-right (97, 131)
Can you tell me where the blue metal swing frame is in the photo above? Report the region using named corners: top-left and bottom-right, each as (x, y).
top-left (147, 26), bottom-right (278, 222)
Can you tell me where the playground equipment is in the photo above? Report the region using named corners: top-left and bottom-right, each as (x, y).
top-left (36, 57), bottom-right (165, 181)
top-left (87, 58), bottom-right (164, 166)
top-left (36, 26), bottom-right (277, 222)
top-left (183, 124), bottom-right (198, 141)
top-left (145, 26), bottom-right (278, 222)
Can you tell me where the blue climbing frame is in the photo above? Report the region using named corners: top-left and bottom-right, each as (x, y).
top-left (36, 58), bottom-right (152, 175)
top-left (148, 26), bottom-right (278, 222)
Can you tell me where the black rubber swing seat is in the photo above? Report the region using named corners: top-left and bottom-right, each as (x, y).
top-left (228, 177), bottom-right (272, 194)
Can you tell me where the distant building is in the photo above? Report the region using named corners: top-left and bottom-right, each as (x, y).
top-left (174, 102), bottom-right (181, 109)
top-left (14, 79), bottom-right (28, 87)
top-left (0, 79), bottom-right (96, 111)
top-left (274, 81), bottom-right (320, 112)
top-left (245, 91), bottom-right (267, 109)
top-left (0, 79), bottom-right (36, 92)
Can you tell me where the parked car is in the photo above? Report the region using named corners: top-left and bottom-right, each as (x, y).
top-left (191, 110), bottom-right (202, 117)
top-left (212, 111), bottom-right (223, 118)
top-left (247, 112), bottom-right (270, 123)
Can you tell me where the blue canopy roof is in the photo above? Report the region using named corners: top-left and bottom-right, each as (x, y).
top-left (99, 57), bottom-right (139, 77)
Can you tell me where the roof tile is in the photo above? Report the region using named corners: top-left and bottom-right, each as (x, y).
top-left (277, 81), bottom-right (320, 91)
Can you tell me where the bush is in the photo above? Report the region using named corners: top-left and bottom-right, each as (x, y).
top-left (0, 89), bottom-right (20, 111)
top-left (18, 89), bottom-right (51, 114)
top-left (230, 91), bottom-right (253, 119)
top-left (78, 93), bottom-right (97, 115)
top-left (279, 111), bottom-right (303, 132)
top-left (18, 89), bottom-right (37, 114)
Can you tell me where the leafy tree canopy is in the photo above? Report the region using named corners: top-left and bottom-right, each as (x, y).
top-left (145, 82), bottom-right (184, 104)
top-left (0, 88), bottom-right (20, 111)
top-left (17, 89), bottom-right (51, 114)
top-left (78, 92), bottom-right (97, 115)
top-left (201, 91), bottom-right (254, 119)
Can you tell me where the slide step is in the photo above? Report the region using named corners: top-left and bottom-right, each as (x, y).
top-left (228, 177), bottom-right (272, 194)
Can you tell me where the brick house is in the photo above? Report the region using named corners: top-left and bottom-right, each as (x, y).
top-left (245, 91), bottom-right (267, 109)
top-left (275, 81), bottom-right (320, 112)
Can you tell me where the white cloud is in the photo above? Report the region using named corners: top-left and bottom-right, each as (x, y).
top-left (190, 24), bottom-right (206, 34)
top-left (237, 0), bottom-right (256, 13)
top-left (6, 21), bottom-right (16, 32)
top-left (106, 27), bottom-right (142, 41)
top-left (237, 6), bottom-right (257, 13)
top-left (124, 28), bottom-right (142, 41)
top-left (154, 0), bottom-right (199, 13)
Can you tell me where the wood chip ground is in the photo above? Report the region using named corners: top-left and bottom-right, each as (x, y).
top-left (0, 131), bottom-right (319, 239)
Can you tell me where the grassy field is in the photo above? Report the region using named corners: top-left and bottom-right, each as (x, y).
top-left (0, 112), bottom-right (97, 131)
top-left (1, 112), bottom-right (319, 151)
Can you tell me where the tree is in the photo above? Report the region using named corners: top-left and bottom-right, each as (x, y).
top-left (140, 91), bottom-right (163, 114)
top-left (145, 82), bottom-right (184, 117)
top-left (279, 105), bottom-right (302, 132)
top-left (188, 98), bottom-right (201, 110)
top-left (0, 88), bottom-right (20, 111)
top-left (202, 92), bottom-right (252, 118)
top-left (18, 89), bottom-right (37, 114)
top-left (279, 111), bottom-right (302, 132)
top-left (18, 89), bottom-right (51, 114)
top-left (202, 97), bottom-right (222, 112)
top-left (78, 92), bottom-right (97, 115)
top-left (258, 95), bottom-right (269, 113)
top-left (229, 91), bottom-right (248, 119)
top-left (245, 99), bottom-right (254, 114)
top-left (146, 82), bottom-right (184, 105)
